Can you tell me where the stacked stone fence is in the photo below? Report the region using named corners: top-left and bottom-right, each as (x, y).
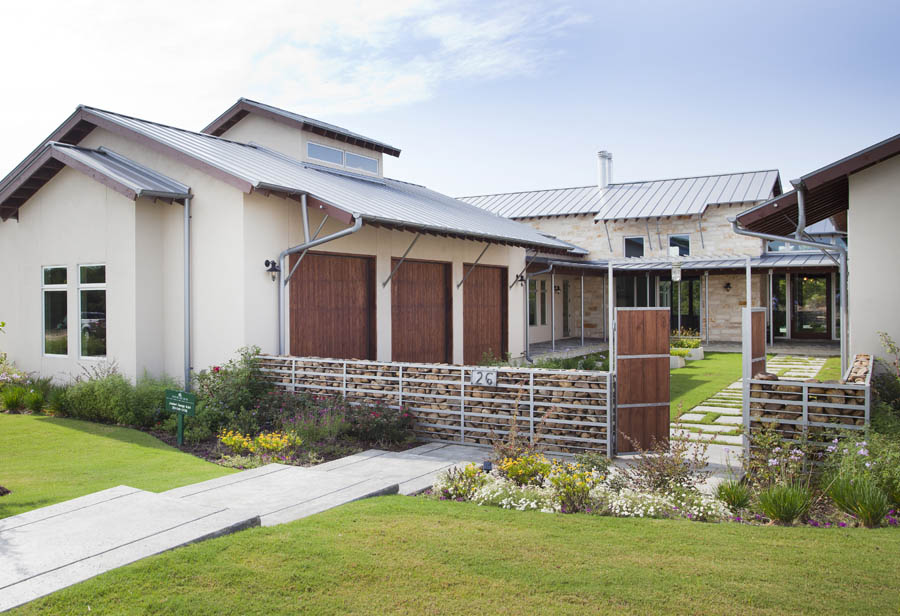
top-left (746, 353), bottom-right (873, 449)
top-left (258, 355), bottom-right (613, 456)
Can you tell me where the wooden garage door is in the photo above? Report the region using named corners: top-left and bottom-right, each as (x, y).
top-left (391, 259), bottom-right (452, 363)
top-left (289, 252), bottom-right (376, 360)
top-left (463, 265), bottom-right (508, 365)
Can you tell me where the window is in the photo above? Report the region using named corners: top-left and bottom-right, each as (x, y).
top-left (624, 236), bottom-right (644, 258)
top-left (669, 234), bottom-right (690, 256)
top-left (528, 280), bottom-right (537, 326)
top-left (42, 266), bottom-right (67, 356)
top-left (345, 152), bottom-right (378, 173)
top-left (540, 280), bottom-right (547, 325)
top-left (79, 265), bottom-right (106, 358)
top-left (307, 142), bottom-right (343, 165)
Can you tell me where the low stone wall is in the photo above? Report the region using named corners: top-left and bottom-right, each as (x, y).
top-left (258, 355), bottom-right (612, 456)
top-left (747, 354), bottom-right (872, 445)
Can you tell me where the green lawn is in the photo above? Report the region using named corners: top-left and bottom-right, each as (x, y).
top-left (816, 356), bottom-right (843, 381)
top-left (14, 496), bottom-right (900, 615)
top-left (670, 352), bottom-right (743, 419)
top-left (0, 414), bottom-right (232, 519)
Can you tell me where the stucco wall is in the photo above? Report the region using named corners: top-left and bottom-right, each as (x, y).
top-left (218, 113), bottom-right (385, 177)
top-left (520, 203), bottom-right (765, 260)
top-left (243, 195), bottom-right (528, 362)
top-left (0, 167), bottom-right (139, 381)
top-left (848, 154), bottom-right (900, 358)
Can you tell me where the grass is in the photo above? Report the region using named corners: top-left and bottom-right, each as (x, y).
top-left (670, 352), bottom-right (743, 420)
top-left (14, 496), bottom-right (900, 615)
top-left (0, 414), bottom-right (233, 519)
top-left (816, 356), bottom-right (843, 381)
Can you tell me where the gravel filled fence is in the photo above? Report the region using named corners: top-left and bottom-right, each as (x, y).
top-left (258, 355), bottom-right (613, 456)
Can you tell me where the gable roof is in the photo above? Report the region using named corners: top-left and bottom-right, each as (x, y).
top-left (0, 141), bottom-right (189, 215)
top-left (202, 98), bottom-right (401, 158)
top-left (461, 170), bottom-right (782, 221)
top-left (735, 132), bottom-right (900, 237)
top-left (0, 105), bottom-right (575, 253)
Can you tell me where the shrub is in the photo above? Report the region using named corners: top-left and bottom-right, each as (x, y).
top-left (745, 424), bottom-right (810, 488)
top-left (217, 429), bottom-right (302, 456)
top-left (193, 346), bottom-right (272, 435)
top-left (823, 433), bottom-right (900, 507)
top-left (47, 385), bottom-right (69, 415)
top-left (435, 463), bottom-right (489, 500)
top-left (757, 483), bottom-right (812, 525)
top-left (127, 375), bottom-right (177, 427)
top-left (574, 451), bottom-right (612, 476)
top-left (64, 374), bottom-right (135, 424)
top-left (498, 453), bottom-right (552, 487)
top-left (23, 390), bottom-right (44, 412)
top-left (346, 402), bottom-right (414, 446)
top-left (620, 437), bottom-right (710, 493)
top-left (670, 348), bottom-right (691, 357)
top-left (1, 386), bottom-right (26, 411)
top-left (828, 476), bottom-right (890, 528)
top-left (548, 462), bottom-right (600, 513)
top-left (716, 479), bottom-right (752, 513)
top-left (278, 394), bottom-right (351, 444)
top-left (670, 328), bottom-right (701, 349)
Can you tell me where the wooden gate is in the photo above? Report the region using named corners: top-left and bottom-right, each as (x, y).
top-left (463, 265), bottom-right (508, 365)
top-left (391, 259), bottom-right (452, 363)
top-left (289, 252), bottom-right (376, 360)
top-left (615, 307), bottom-right (670, 452)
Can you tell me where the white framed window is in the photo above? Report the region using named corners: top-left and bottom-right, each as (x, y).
top-left (539, 280), bottom-right (547, 325)
top-left (345, 152), bottom-right (378, 173)
top-left (624, 236), bottom-right (644, 258)
top-left (42, 266), bottom-right (68, 356)
top-left (78, 264), bottom-right (107, 359)
top-left (669, 234), bottom-right (690, 256)
top-left (307, 142), bottom-right (344, 165)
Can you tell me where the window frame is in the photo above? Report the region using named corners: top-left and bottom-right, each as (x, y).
top-left (41, 265), bottom-right (69, 358)
top-left (623, 236), bottom-right (645, 258)
top-left (77, 263), bottom-right (107, 360)
top-left (345, 151), bottom-right (378, 174)
top-left (668, 233), bottom-right (691, 257)
top-left (307, 141), bottom-right (345, 166)
top-left (539, 280), bottom-right (547, 326)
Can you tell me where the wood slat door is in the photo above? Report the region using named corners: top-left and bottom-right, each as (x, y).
top-left (751, 309), bottom-right (767, 377)
top-left (289, 252), bottom-right (376, 360)
top-left (463, 265), bottom-right (508, 365)
top-left (615, 308), bottom-right (670, 452)
top-left (391, 259), bottom-right (452, 363)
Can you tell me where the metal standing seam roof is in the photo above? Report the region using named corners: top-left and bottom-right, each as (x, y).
top-left (202, 98), bottom-right (402, 157)
top-left (6, 105), bottom-right (574, 252)
top-left (461, 170), bottom-right (781, 221)
top-left (51, 143), bottom-right (191, 199)
top-left (532, 252), bottom-right (837, 272)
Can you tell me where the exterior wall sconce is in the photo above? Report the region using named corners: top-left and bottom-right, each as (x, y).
top-left (554, 285), bottom-right (561, 294)
top-left (264, 259), bottom-right (281, 282)
top-left (724, 282), bottom-right (732, 291)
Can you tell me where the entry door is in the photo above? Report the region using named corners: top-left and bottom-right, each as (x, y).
top-left (791, 274), bottom-right (830, 339)
top-left (463, 265), bottom-right (508, 364)
top-left (290, 252), bottom-right (376, 359)
top-left (391, 259), bottom-right (452, 363)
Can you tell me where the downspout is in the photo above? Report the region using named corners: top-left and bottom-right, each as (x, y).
top-left (277, 200), bottom-right (364, 355)
top-left (183, 195), bottom-right (192, 391)
top-left (731, 218), bottom-right (848, 375)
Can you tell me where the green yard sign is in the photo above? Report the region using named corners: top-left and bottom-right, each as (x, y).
top-left (166, 389), bottom-right (196, 446)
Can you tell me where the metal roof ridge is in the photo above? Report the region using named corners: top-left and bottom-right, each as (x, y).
top-left (604, 169), bottom-right (779, 186)
top-left (459, 184), bottom-right (599, 199)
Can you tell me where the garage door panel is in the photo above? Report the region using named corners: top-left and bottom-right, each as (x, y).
top-left (463, 265), bottom-right (507, 365)
top-left (290, 252), bottom-right (375, 360)
top-left (391, 259), bottom-right (451, 363)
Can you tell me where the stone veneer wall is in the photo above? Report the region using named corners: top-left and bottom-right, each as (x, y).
top-left (704, 273), bottom-right (766, 342)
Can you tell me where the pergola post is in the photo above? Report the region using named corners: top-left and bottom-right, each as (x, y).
top-left (580, 273), bottom-right (585, 347)
top-left (608, 261), bottom-right (614, 371)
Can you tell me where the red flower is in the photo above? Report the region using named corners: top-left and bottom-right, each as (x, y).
top-left (213, 366), bottom-right (221, 373)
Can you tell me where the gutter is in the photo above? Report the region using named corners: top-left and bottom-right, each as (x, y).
top-left (277, 194), bottom-right (364, 355)
top-left (730, 218), bottom-right (848, 375)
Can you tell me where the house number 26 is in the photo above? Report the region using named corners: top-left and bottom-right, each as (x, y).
top-left (470, 369), bottom-right (498, 387)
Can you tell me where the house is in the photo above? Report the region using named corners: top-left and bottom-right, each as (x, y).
top-left (462, 153), bottom-right (842, 350)
top-left (0, 99), bottom-right (578, 383)
top-left (734, 131), bottom-right (900, 364)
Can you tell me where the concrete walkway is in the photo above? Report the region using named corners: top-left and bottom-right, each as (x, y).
top-left (0, 443), bottom-right (486, 612)
top-left (672, 354), bottom-right (828, 447)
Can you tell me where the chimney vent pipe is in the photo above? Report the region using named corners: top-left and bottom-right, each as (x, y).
top-left (597, 150), bottom-right (613, 188)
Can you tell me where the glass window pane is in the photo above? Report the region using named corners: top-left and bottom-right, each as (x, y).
top-left (528, 280), bottom-right (537, 326)
top-left (80, 289), bottom-right (106, 357)
top-left (307, 142), bottom-right (343, 165)
top-left (624, 237), bottom-right (644, 258)
top-left (44, 290), bottom-right (67, 355)
top-left (80, 265), bottom-right (105, 285)
top-left (345, 152), bottom-right (378, 173)
top-left (540, 280), bottom-right (547, 326)
top-left (669, 235), bottom-right (690, 256)
top-left (43, 267), bottom-right (67, 286)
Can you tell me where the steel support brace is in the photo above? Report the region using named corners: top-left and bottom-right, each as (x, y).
top-left (604, 220), bottom-right (612, 251)
top-left (382, 232), bottom-right (421, 287)
top-left (698, 214), bottom-right (705, 248)
top-left (645, 219), bottom-right (653, 250)
top-left (457, 243), bottom-right (490, 288)
top-left (510, 253), bottom-right (537, 289)
top-left (285, 215), bottom-right (330, 283)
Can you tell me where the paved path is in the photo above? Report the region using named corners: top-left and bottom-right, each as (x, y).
top-left (0, 443), bottom-right (486, 612)
top-left (672, 354), bottom-right (828, 447)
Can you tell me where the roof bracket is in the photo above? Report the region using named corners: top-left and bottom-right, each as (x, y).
top-left (284, 214), bottom-right (330, 284)
top-left (457, 243), bottom-right (491, 288)
top-left (382, 232), bottom-right (421, 287)
top-left (656, 218), bottom-right (662, 249)
top-left (645, 219), bottom-right (653, 250)
top-left (603, 220), bottom-right (612, 252)
top-left (510, 252), bottom-right (538, 288)
top-left (698, 213), bottom-right (705, 249)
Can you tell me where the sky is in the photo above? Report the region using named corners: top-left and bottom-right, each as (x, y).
top-left (1, 0), bottom-right (898, 198)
